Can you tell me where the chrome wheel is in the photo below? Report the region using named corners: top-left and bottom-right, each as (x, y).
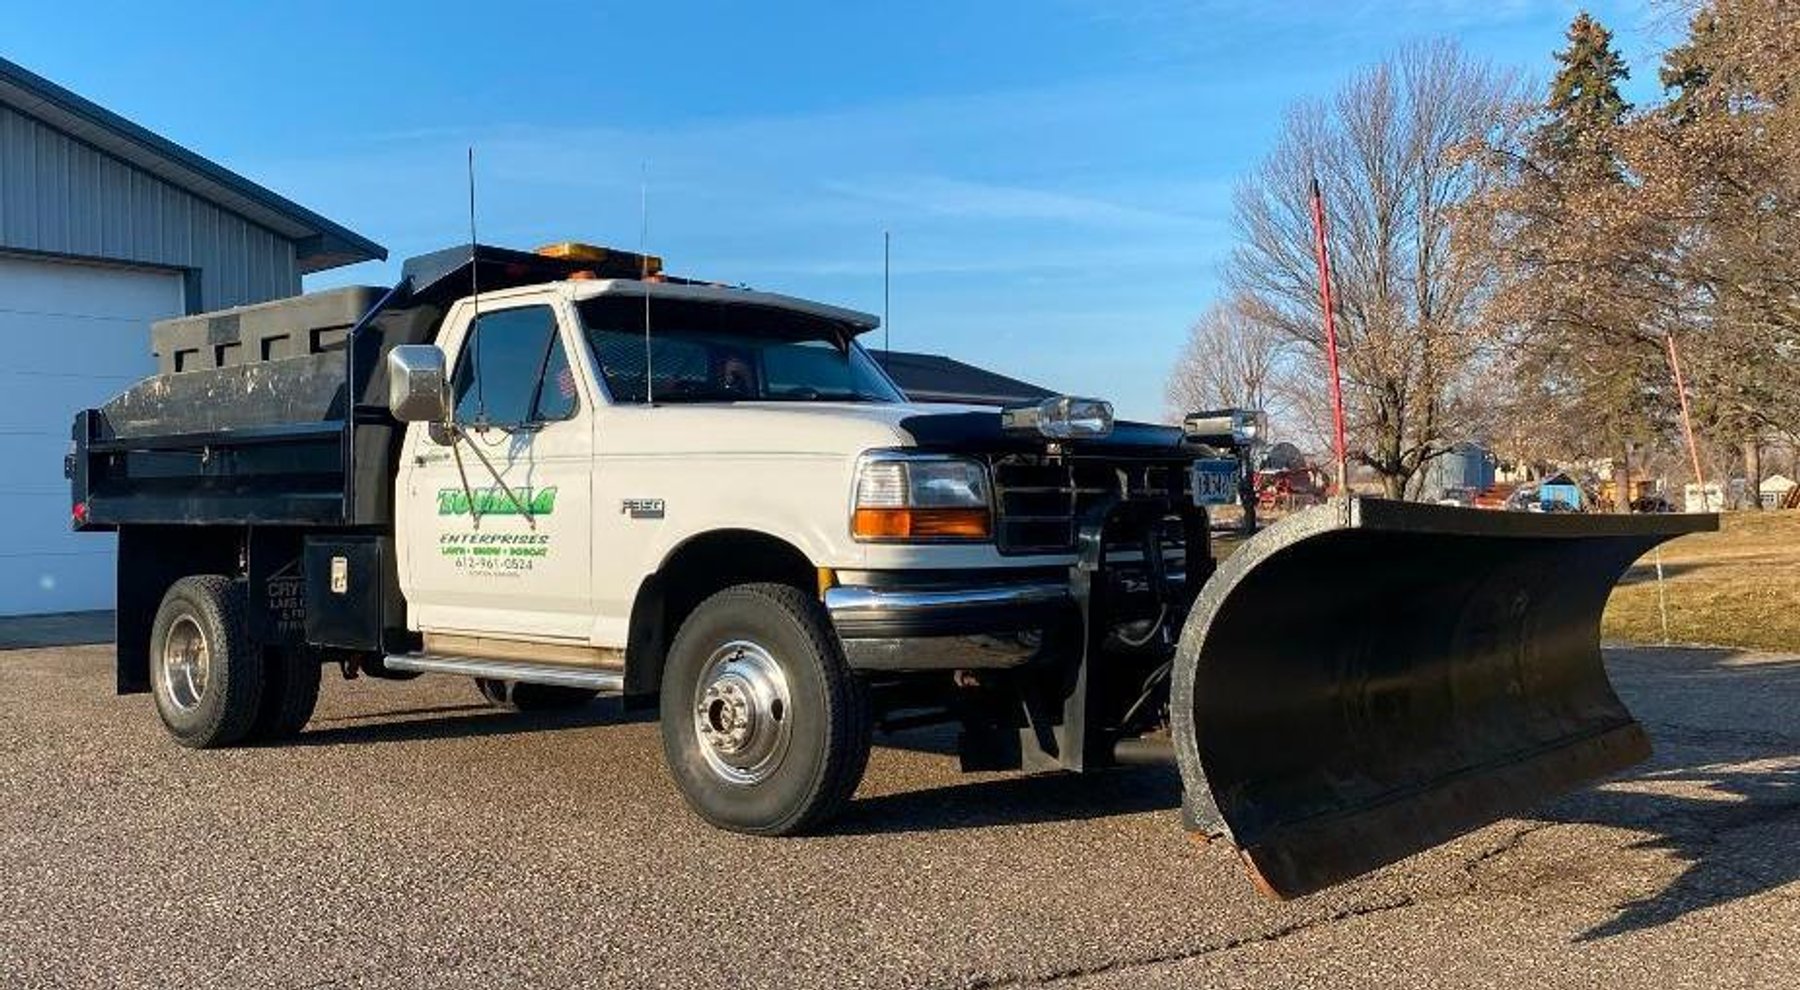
top-left (692, 640), bottom-right (793, 786)
top-left (160, 615), bottom-right (210, 713)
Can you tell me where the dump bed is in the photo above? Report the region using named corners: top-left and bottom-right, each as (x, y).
top-left (151, 285), bottom-right (387, 375)
top-left (70, 243), bottom-right (657, 531)
top-left (70, 288), bottom-right (438, 528)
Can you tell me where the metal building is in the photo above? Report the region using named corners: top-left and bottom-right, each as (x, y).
top-left (0, 57), bottom-right (383, 615)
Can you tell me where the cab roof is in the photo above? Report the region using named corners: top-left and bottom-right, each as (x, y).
top-left (400, 242), bottom-right (877, 333)
top-left (571, 279), bottom-right (878, 332)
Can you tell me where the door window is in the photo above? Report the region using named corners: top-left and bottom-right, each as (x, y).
top-left (451, 305), bottom-right (578, 427)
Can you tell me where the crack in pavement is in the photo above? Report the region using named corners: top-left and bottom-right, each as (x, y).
top-left (1459, 821), bottom-right (1559, 885)
top-left (947, 895), bottom-right (1419, 989)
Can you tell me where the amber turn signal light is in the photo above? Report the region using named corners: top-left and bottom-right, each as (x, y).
top-left (852, 507), bottom-right (991, 541)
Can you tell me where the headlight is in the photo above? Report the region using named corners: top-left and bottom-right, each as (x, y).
top-left (1002, 396), bottom-right (1114, 440)
top-left (852, 454), bottom-right (992, 542)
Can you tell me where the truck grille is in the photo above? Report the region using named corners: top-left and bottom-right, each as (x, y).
top-left (989, 455), bottom-right (1192, 555)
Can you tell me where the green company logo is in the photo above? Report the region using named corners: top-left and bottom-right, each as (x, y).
top-left (437, 486), bottom-right (558, 516)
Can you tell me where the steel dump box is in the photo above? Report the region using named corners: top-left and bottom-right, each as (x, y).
top-left (151, 286), bottom-right (388, 375)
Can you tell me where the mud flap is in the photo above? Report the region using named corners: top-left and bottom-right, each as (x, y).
top-left (1171, 498), bottom-right (1715, 899)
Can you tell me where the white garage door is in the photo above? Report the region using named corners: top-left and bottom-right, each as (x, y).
top-left (0, 254), bottom-right (184, 615)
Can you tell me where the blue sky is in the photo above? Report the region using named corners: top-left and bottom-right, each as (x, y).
top-left (9, 1), bottom-right (1677, 421)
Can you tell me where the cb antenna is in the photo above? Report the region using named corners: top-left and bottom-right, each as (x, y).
top-left (641, 163), bottom-right (654, 406)
top-left (883, 230), bottom-right (891, 353)
top-left (467, 147), bottom-right (486, 423)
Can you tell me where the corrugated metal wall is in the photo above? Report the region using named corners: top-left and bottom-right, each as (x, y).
top-left (0, 104), bottom-right (299, 310)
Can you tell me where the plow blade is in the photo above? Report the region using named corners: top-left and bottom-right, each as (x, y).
top-left (1171, 498), bottom-right (1714, 899)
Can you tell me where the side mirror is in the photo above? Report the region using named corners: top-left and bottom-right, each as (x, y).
top-left (387, 345), bottom-right (451, 423)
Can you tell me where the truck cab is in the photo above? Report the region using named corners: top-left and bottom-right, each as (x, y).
top-left (397, 275), bottom-right (915, 648)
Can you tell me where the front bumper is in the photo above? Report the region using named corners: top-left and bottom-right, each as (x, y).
top-left (824, 569), bottom-right (1185, 672)
top-left (824, 581), bottom-right (1070, 638)
top-left (824, 580), bottom-right (1068, 671)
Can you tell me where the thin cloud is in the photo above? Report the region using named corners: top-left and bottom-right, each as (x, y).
top-left (822, 175), bottom-right (1199, 229)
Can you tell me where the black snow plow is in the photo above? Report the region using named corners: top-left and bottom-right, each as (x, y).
top-left (1172, 498), bottom-right (1715, 899)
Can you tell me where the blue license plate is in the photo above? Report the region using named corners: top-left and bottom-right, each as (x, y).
top-left (1192, 459), bottom-right (1240, 506)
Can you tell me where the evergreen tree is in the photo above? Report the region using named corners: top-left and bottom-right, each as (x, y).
top-left (1658, 9), bottom-right (1721, 115)
top-left (1537, 11), bottom-right (1631, 165)
top-left (1501, 12), bottom-right (1666, 510)
top-left (1644, 2), bottom-right (1800, 502)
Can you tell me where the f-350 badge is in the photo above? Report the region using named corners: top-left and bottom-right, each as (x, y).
top-left (621, 498), bottom-right (665, 519)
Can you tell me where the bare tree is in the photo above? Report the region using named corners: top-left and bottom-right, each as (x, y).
top-left (1225, 41), bottom-right (1518, 498)
top-left (1163, 294), bottom-right (1292, 426)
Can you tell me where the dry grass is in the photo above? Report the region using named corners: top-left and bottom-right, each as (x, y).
top-left (1603, 510), bottom-right (1800, 651)
top-left (1209, 509), bottom-right (1800, 653)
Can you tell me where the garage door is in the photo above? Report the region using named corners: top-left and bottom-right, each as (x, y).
top-left (0, 254), bottom-right (184, 615)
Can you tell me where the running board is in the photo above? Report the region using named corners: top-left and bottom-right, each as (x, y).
top-left (381, 653), bottom-right (625, 691)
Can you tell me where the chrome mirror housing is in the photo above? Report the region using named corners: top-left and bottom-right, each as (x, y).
top-left (387, 345), bottom-right (451, 423)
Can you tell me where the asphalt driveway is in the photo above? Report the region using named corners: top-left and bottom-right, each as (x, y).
top-left (1, 643), bottom-right (1795, 988)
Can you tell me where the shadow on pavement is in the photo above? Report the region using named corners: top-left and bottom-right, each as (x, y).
top-left (1615, 560), bottom-right (1709, 585)
top-left (291, 698), bottom-right (653, 747)
top-left (1565, 763), bottom-right (1800, 940)
top-left (835, 763), bottom-right (1180, 835)
top-left (1555, 650), bottom-right (1800, 939)
top-left (279, 645), bottom-right (1798, 938)
top-left (849, 648), bottom-right (1800, 936)
top-left (0, 610), bottom-right (113, 649)
top-left (309, 703), bottom-right (493, 723)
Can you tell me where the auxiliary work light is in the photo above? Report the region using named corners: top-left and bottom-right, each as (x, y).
top-left (1001, 396), bottom-right (1115, 440)
top-left (1183, 409), bottom-right (1263, 448)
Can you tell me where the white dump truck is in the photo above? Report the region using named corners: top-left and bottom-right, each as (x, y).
top-left (69, 241), bottom-right (1709, 897)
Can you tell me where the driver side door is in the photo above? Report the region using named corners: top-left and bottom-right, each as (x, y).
top-left (399, 301), bottom-right (594, 641)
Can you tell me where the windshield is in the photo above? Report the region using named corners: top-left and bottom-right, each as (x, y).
top-left (578, 295), bottom-right (904, 404)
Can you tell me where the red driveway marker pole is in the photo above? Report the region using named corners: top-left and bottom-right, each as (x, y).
top-left (1665, 333), bottom-right (1708, 507)
top-left (1309, 177), bottom-right (1349, 496)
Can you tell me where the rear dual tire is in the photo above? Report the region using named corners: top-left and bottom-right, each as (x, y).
top-left (149, 575), bottom-right (319, 748)
top-left (252, 645), bottom-right (322, 741)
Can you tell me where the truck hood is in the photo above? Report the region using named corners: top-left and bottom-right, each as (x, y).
top-left (595, 401), bottom-right (980, 456)
top-left (596, 401), bottom-right (1196, 459)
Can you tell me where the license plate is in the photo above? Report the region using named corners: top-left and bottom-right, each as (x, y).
top-left (1192, 458), bottom-right (1240, 506)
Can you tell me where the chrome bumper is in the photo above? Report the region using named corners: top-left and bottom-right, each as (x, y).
top-left (824, 580), bottom-right (1072, 672)
top-left (824, 582), bottom-right (1069, 633)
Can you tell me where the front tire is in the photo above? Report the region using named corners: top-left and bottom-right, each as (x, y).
top-left (660, 583), bottom-right (871, 835)
top-left (149, 576), bottom-right (264, 749)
